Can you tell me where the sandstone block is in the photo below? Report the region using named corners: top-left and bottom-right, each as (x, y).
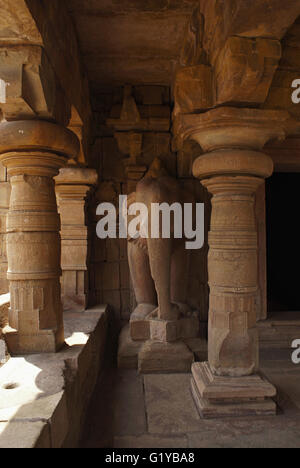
top-left (138, 340), bottom-right (194, 374)
top-left (174, 65), bottom-right (213, 116)
top-left (0, 45), bottom-right (70, 124)
top-left (191, 362), bottom-right (277, 419)
top-left (150, 318), bottom-right (177, 343)
top-left (215, 37), bottom-right (281, 106)
top-left (118, 325), bottom-right (143, 369)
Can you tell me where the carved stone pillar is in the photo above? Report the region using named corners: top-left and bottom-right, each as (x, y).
top-left (0, 163), bottom-right (10, 295)
top-left (0, 120), bottom-right (79, 354)
top-left (55, 167), bottom-right (98, 312)
top-left (174, 107), bottom-right (297, 417)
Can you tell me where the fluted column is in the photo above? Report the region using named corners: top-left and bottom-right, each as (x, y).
top-left (55, 167), bottom-right (98, 312)
top-left (0, 120), bottom-right (79, 354)
top-left (173, 107), bottom-right (297, 417)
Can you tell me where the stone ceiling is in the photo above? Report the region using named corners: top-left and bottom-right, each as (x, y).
top-left (66, 0), bottom-right (198, 94)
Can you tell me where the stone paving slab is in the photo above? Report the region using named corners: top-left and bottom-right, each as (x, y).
top-left (144, 374), bottom-right (202, 434)
top-left (187, 416), bottom-right (300, 448)
top-left (114, 369), bottom-right (147, 437)
top-left (114, 434), bottom-right (188, 448)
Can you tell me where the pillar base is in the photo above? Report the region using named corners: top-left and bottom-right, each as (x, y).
top-left (3, 326), bottom-right (64, 355)
top-left (191, 362), bottom-right (277, 419)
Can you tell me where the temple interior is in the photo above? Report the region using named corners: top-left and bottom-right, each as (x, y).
top-left (0, 0), bottom-right (300, 449)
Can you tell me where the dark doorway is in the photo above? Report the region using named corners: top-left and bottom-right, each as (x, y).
top-left (266, 173), bottom-right (300, 313)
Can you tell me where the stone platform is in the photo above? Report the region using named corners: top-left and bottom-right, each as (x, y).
top-left (118, 324), bottom-right (208, 374)
top-left (0, 305), bottom-right (108, 448)
top-left (81, 348), bottom-right (300, 448)
top-left (258, 312), bottom-right (300, 349)
top-left (191, 362), bottom-right (277, 419)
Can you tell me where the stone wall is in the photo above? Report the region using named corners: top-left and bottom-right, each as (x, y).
top-left (88, 85), bottom-right (210, 333)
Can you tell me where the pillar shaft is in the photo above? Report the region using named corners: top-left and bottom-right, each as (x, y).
top-left (0, 120), bottom-right (79, 354)
top-left (55, 167), bottom-right (98, 312)
top-left (173, 107), bottom-right (296, 417)
top-left (203, 174), bottom-right (262, 377)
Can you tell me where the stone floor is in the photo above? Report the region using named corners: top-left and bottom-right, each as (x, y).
top-left (80, 348), bottom-right (300, 448)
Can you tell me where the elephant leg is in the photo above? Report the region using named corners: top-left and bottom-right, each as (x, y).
top-left (147, 237), bottom-right (180, 321)
top-left (171, 241), bottom-right (192, 316)
top-left (128, 241), bottom-right (157, 317)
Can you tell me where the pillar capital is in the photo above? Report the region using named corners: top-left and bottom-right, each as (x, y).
top-left (0, 120), bottom-right (79, 176)
top-left (174, 107), bottom-right (298, 153)
top-left (193, 149), bottom-right (274, 182)
top-left (55, 166), bottom-right (98, 199)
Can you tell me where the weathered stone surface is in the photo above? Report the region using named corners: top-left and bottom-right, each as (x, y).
top-left (0, 293), bottom-right (9, 329)
top-left (114, 434), bottom-right (188, 449)
top-left (0, 0), bottom-right (42, 44)
top-left (0, 165), bottom-right (10, 296)
top-left (150, 318), bottom-right (178, 343)
top-left (138, 340), bottom-right (194, 374)
top-left (184, 337), bottom-right (208, 362)
top-left (108, 86), bottom-right (170, 133)
top-left (174, 65), bottom-right (213, 116)
top-left (191, 362), bottom-right (276, 419)
top-left (127, 160), bottom-right (194, 327)
top-left (174, 107), bottom-right (297, 153)
top-left (258, 313), bottom-right (300, 349)
top-left (173, 106), bottom-right (300, 417)
top-left (0, 120), bottom-right (79, 354)
top-left (215, 37), bottom-right (281, 105)
top-left (55, 167), bottom-right (98, 312)
top-left (66, 1), bottom-right (197, 91)
top-left (130, 304), bottom-right (153, 342)
top-left (0, 421), bottom-right (50, 449)
top-left (118, 325), bottom-right (143, 369)
top-left (199, 0), bottom-right (300, 66)
top-left (144, 373), bottom-right (201, 434)
top-left (0, 306), bottom-right (108, 448)
top-left (0, 45), bottom-right (70, 124)
top-left (114, 369), bottom-right (147, 437)
top-left (25, 0), bottom-right (92, 128)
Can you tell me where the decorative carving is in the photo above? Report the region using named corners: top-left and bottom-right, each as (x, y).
top-left (179, 107), bottom-right (300, 417)
top-left (0, 120), bottom-right (79, 354)
top-left (0, 46), bottom-right (70, 124)
top-left (107, 85), bottom-right (170, 132)
top-left (173, 107), bottom-right (298, 152)
top-left (126, 159), bottom-right (197, 338)
top-left (173, 65), bottom-right (213, 117)
top-left (55, 167), bottom-right (98, 312)
top-left (180, 7), bottom-right (206, 67)
top-left (215, 37), bottom-right (282, 105)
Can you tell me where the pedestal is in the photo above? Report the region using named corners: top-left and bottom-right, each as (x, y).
top-left (191, 362), bottom-right (276, 418)
top-left (119, 310), bottom-right (201, 373)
